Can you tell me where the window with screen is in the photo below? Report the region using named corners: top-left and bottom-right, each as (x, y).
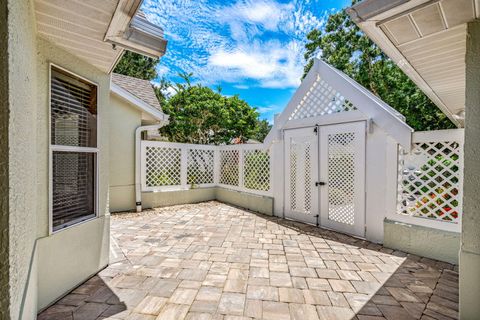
top-left (50, 66), bottom-right (98, 232)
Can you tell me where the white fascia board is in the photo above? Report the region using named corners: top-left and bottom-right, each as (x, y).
top-left (105, 0), bottom-right (167, 68)
top-left (111, 83), bottom-right (168, 122)
top-left (316, 60), bottom-right (413, 150)
top-left (350, 18), bottom-right (462, 128)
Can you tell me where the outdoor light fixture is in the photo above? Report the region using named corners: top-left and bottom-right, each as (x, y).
top-left (123, 13), bottom-right (167, 57)
top-left (105, 11), bottom-right (168, 59)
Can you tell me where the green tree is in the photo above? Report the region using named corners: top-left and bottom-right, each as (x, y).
top-left (303, 3), bottom-right (455, 131)
top-left (253, 119), bottom-right (272, 142)
top-left (114, 51), bottom-right (158, 80)
top-left (160, 74), bottom-right (260, 144)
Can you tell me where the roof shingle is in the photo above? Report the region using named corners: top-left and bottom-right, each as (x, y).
top-left (112, 73), bottom-right (162, 112)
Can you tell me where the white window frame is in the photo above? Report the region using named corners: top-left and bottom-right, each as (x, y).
top-left (48, 63), bottom-right (100, 234)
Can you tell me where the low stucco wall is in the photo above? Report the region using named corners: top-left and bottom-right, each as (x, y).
top-left (141, 187), bottom-right (274, 216)
top-left (215, 188), bottom-right (273, 216)
top-left (143, 188), bottom-right (217, 209)
top-left (384, 219), bottom-right (460, 264)
top-left (36, 216), bottom-right (110, 310)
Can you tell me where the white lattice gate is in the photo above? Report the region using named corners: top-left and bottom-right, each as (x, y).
top-left (284, 127), bottom-right (319, 225)
top-left (284, 122), bottom-right (366, 237)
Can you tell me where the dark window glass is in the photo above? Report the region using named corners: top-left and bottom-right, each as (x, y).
top-left (52, 152), bottom-right (96, 231)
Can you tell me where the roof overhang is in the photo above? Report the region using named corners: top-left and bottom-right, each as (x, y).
top-left (111, 82), bottom-right (169, 122)
top-left (35, 0), bottom-right (167, 73)
top-left (347, 0), bottom-right (480, 128)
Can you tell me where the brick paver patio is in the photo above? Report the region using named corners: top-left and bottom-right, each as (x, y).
top-left (38, 201), bottom-right (459, 320)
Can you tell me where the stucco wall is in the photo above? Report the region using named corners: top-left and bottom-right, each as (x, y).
top-left (6, 0), bottom-right (38, 318)
top-left (460, 20), bottom-right (480, 319)
top-left (143, 188), bottom-right (217, 209)
top-left (34, 37), bottom-right (111, 312)
top-left (109, 94), bottom-right (142, 212)
top-left (141, 188), bottom-right (274, 216)
top-left (0, 0), bottom-right (10, 317)
top-left (384, 219), bottom-right (460, 264)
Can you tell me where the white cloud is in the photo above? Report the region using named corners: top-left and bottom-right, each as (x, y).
top-left (142, 0), bottom-right (331, 90)
top-left (207, 40), bottom-right (303, 89)
top-left (218, 0), bottom-right (294, 35)
top-left (256, 105), bottom-right (275, 113)
top-left (234, 84), bottom-right (249, 89)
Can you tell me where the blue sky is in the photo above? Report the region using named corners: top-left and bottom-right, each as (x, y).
top-left (142, 0), bottom-right (351, 123)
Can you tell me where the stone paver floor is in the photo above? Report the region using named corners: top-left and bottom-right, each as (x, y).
top-left (38, 201), bottom-right (459, 320)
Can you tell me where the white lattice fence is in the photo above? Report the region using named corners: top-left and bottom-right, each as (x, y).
top-left (141, 141), bottom-right (272, 196)
top-left (395, 129), bottom-right (464, 232)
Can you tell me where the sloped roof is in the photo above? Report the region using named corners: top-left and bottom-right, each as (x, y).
top-left (264, 59), bottom-right (413, 149)
top-left (112, 73), bottom-right (162, 112)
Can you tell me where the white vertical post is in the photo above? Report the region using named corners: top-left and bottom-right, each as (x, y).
top-left (214, 148), bottom-right (220, 185)
top-left (181, 146), bottom-right (188, 188)
top-left (238, 148), bottom-right (244, 189)
top-left (140, 141), bottom-right (147, 191)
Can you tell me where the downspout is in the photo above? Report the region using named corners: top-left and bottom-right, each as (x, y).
top-left (135, 122), bottom-right (168, 212)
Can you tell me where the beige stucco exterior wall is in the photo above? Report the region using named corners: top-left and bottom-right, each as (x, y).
top-left (1, 0), bottom-right (10, 317)
top-left (34, 37), bottom-right (111, 312)
top-left (109, 94), bottom-right (142, 212)
top-left (460, 20), bottom-right (480, 319)
top-left (3, 0), bottom-right (112, 316)
top-left (6, 0), bottom-right (39, 318)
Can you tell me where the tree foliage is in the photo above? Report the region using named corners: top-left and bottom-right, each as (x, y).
top-left (114, 51), bottom-right (159, 80)
top-left (160, 74), bottom-right (262, 145)
top-left (303, 3), bottom-right (455, 131)
top-left (114, 52), bottom-right (271, 143)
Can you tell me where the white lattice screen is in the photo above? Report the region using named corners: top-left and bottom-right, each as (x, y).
top-left (219, 150), bottom-right (239, 186)
top-left (289, 76), bottom-right (357, 120)
top-left (289, 140), bottom-right (313, 214)
top-left (327, 133), bottom-right (356, 225)
top-left (187, 149), bottom-right (214, 185)
top-left (145, 146), bottom-right (181, 187)
top-left (244, 149), bottom-right (270, 192)
top-left (397, 132), bottom-right (463, 224)
top-left (141, 141), bottom-right (271, 195)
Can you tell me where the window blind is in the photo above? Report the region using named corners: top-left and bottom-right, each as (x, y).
top-left (51, 67), bottom-right (98, 232)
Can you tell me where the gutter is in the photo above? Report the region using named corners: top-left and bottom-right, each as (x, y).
top-left (135, 123), bottom-right (168, 212)
top-left (346, 0), bottom-right (410, 22)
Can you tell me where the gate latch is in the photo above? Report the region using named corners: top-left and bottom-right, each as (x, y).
top-left (315, 182), bottom-right (326, 186)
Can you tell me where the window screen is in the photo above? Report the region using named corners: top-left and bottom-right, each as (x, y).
top-left (50, 67), bottom-right (98, 232)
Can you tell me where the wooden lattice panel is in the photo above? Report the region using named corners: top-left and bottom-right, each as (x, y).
top-left (145, 146), bottom-right (181, 187)
top-left (244, 149), bottom-right (270, 192)
top-left (327, 132), bottom-right (356, 225)
top-left (289, 140), bottom-right (313, 214)
top-left (187, 149), bottom-right (214, 185)
top-left (219, 150), bottom-right (240, 186)
top-left (289, 76), bottom-right (357, 120)
top-left (398, 141), bottom-right (462, 223)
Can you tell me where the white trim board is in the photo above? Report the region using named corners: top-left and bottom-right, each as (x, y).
top-left (111, 82), bottom-right (168, 122)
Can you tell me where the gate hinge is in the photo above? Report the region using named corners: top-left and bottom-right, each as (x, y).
top-left (313, 126), bottom-right (318, 135)
top-left (315, 182), bottom-right (326, 186)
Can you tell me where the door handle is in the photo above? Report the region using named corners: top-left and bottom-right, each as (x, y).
top-left (315, 182), bottom-right (326, 186)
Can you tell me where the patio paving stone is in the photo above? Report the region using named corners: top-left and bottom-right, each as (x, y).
top-left (38, 201), bottom-right (459, 320)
